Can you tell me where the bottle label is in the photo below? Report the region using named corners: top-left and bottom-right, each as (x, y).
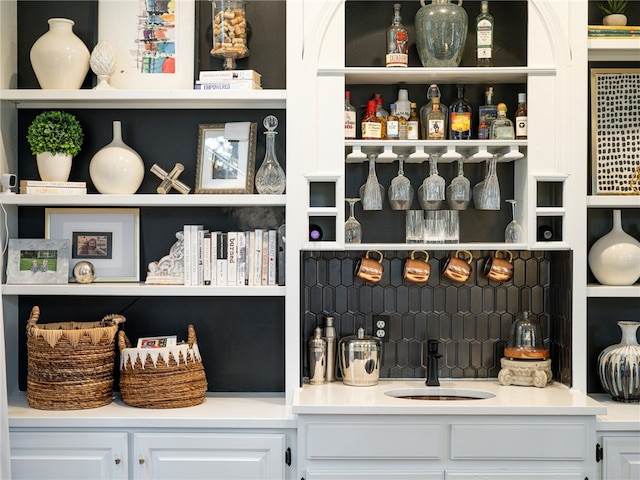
top-left (516, 115), bottom-right (528, 138)
top-left (387, 119), bottom-right (399, 139)
top-left (450, 112), bottom-right (471, 133)
top-left (477, 20), bottom-right (493, 48)
top-left (362, 121), bottom-right (382, 139)
top-left (345, 111), bottom-right (356, 139)
top-left (386, 53), bottom-right (408, 67)
top-left (427, 119), bottom-right (445, 140)
top-left (407, 120), bottom-right (419, 140)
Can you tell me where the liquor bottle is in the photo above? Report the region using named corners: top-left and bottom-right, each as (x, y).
top-left (490, 103), bottom-right (515, 140)
top-left (387, 103), bottom-right (400, 140)
top-left (476, 0), bottom-right (494, 67)
top-left (399, 111), bottom-right (408, 140)
top-left (420, 84), bottom-right (448, 139)
top-left (478, 115), bottom-right (489, 140)
top-left (373, 93), bottom-right (389, 119)
top-left (449, 85), bottom-right (472, 140)
top-left (395, 89), bottom-right (411, 121)
top-left (478, 86), bottom-right (497, 139)
top-left (361, 99), bottom-right (386, 139)
top-left (515, 93), bottom-right (528, 139)
top-left (386, 3), bottom-right (408, 68)
top-left (407, 103), bottom-right (420, 140)
top-left (426, 97), bottom-right (446, 140)
top-left (344, 90), bottom-right (356, 139)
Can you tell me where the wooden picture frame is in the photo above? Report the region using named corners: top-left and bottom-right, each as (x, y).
top-left (195, 122), bottom-right (257, 194)
top-left (6, 239), bottom-right (70, 285)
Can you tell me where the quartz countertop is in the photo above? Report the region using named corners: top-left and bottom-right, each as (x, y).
top-left (590, 394), bottom-right (640, 431)
top-left (293, 379), bottom-right (607, 416)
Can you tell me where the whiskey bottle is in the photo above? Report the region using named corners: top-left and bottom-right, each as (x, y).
top-left (387, 103), bottom-right (400, 140)
top-left (449, 85), bottom-right (472, 140)
top-left (515, 93), bottom-right (528, 139)
top-left (476, 0), bottom-right (494, 67)
top-left (407, 103), bottom-right (420, 140)
top-left (490, 103), bottom-right (515, 140)
top-left (362, 99), bottom-right (386, 140)
top-left (373, 94), bottom-right (389, 120)
top-left (420, 84), bottom-right (448, 139)
top-left (426, 97), bottom-right (446, 140)
top-left (478, 86), bottom-right (497, 139)
top-left (386, 3), bottom-right (408, 68)
top-left (345, 91), bottom-right (357, 139)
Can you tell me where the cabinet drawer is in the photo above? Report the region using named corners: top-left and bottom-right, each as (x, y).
top-left (306, 423), bottom-right (444, 460)
top-left (450, 424), bottom-right (587, 460)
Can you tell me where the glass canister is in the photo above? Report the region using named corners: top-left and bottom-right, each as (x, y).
top-left (504, 311), bottom-right (549, 360)
top-left (414, 0), bottom-right (468, 68)
top-left (211, 0), bottom-right (249, 70)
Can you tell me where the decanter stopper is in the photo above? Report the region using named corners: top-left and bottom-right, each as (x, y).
top-left (255, 115), bottom-right (286, 194)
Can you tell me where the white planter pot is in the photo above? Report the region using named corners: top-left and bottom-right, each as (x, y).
top-left (36, 152), bottom-right (72, 182)
top-left (603, 14), bottom-right (627, 26)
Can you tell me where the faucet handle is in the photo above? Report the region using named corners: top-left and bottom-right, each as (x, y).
top-left (427, 339), bottom-right (441, 356)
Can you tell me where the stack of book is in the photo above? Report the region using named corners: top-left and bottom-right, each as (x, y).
top-left (194, 69), bottom-right (262, 90)
top-left (19, 180), bottom-right (87, 195)
top-left (183, 225), bottom-right (280, 287)
top-left (588, 25), bottom-right (640, 37)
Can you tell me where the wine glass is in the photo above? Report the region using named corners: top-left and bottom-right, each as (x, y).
top-left (418, 153), bottom-right (445, 210)
top-left (479, 155), bottom-right (500, 210)
top-left (345, 198), bottom-right (362, 243)
top-left (359, 151), bottom-right (385, 210)
top-left (505, 199), bottom-right (524, 243)
top-left (388, 153), bottom-right (414, 210)
top-left (472, 160), bottom-right (489, 209)
top-left (446, 157), bottom-right (471, 210)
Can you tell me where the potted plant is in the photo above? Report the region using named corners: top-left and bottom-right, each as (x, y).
top-left (598, 0), bottom-right (628, 26)
top-left (26, 110), bottom-right (83, 182)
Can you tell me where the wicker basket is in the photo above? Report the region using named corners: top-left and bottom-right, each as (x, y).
top-left (118, 324), bottom-right (207, 408)
top-left (26, 305), bottom-right (125, 410)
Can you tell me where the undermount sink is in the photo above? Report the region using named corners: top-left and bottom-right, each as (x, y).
top-left (385, 388), bottom-right (496, 401)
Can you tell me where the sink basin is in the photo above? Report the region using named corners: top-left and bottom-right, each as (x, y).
top-left (385, 388), bottom-right (496, 401)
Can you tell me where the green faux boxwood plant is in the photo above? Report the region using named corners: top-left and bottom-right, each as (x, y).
top-left (26, 110), bottom-right (84, 157)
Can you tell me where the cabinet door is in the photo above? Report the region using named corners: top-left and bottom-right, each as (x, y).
top-left (603, 436), bottom-right (640, 480)
top-left (10, 431), bottom-right (127, 480)
top-left (133, 432), bottom-right (285, 480)
top-left (305, 471), bottom-right (442, 480)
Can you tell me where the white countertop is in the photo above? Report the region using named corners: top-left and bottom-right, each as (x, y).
top-left (590, 394), bottom-right (640, 431)
top-left (293, 379), bottom-right (607, 416)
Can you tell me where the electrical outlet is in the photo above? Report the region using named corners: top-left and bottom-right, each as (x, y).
top-left (373, 315), bottom-right (389, 342)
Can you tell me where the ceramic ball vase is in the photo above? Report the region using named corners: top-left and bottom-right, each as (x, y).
top-left (89, 121), bottom-right (145, 194)
top-left (598, 321), bottom-right (640, 403)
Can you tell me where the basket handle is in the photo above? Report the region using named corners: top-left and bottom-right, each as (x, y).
top-left (101, 313), bottom-right (126, 327)
top-left (187, 324), bottom-right (197, 348)
top-left (117, 330), bottom-right (131, 352)
top-left (26, 306), bottom-right (41, 336)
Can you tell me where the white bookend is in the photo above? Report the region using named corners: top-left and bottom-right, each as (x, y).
top-left (216, 232), bottom-right (228, 286)
top-left (227, 231), bottom-right (238, 286)
top-left (183, 225), bottom-right (192, 286)
top-left (203, 232), bottom-right (212, 286)
top-left (237, 231), bottom-right (246, 286)
top-left (253, 229), bottom-right (263, 286)
top-left (261, 230), bottom-right (269, 286)
top-left (268, 229), bottom-right (277, 286)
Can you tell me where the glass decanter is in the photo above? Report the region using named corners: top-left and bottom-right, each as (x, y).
top-left (446, 157), bottom-right (471, 210)
top-left (388, 153), bottom-right (414, 210)
top-left (359, 152), bottom-right (384, 210)
top-left (505, 199), bottom-right (524, 243)
top-left (255, 115), bottom-right (286, 194)
top-left (418, 153), bottom-right (445, 210)
top-left (345, 198), bottom-right (362, 243)
top-left (479, 154), bottom-right (500, 210)
top-left (211, 0), bottom-right (249, 70)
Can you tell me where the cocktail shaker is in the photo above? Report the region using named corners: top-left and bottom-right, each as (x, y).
top-left (308, 327), bottom-right (327, 384)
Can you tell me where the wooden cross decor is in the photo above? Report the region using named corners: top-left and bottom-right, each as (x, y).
top-left (150, 163), bottom-right (191, 195)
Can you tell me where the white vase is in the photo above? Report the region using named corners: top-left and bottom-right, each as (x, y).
top-left (89, 121), bottom-right (145, 194)
top-left (36, 152), bottom-right (72, 182)
top-left (588, 210), bottom-right (640, 285)
top-left (603, 14), bottom-right (627, 26)
top-left (29, 18), bottom-right (90, 89)
top-left (598, 321), bottom-right (640, 403)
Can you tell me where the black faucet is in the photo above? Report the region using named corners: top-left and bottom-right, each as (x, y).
top-left (425, 339), bottom-right (442, 386)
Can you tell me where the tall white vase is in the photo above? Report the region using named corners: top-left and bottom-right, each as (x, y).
top-left (588, 209), bottom-right (640, 285)
top-left (30, 18), bottom-right (90, 89)
top-left (89, 121), bottom-right (145, 194)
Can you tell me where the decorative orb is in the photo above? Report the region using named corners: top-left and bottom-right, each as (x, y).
top-left (73, 261), bottom-right (95, 283)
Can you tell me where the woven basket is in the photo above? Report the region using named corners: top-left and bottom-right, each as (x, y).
top-left (118, 324), bottom-right (207, 408)
top-left (26, 305), bottom-right (125, 410)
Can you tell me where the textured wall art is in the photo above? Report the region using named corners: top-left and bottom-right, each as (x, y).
top-left (590, 68), bottom-right (640, 195)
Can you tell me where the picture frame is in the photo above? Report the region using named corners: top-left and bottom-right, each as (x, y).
top-left (6, 239), bottom-right (70, 285)
top-left (195, 122), bottom-right (257, 194)
top-left (45, 208), bottom-right (140, 282)
top-left (590, 68), bottom-right (640, 195)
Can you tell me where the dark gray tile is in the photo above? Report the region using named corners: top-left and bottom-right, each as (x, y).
top-left (371, 285), bottom-right (384, 312)
top-left (396, 285), bottom-right (409, 313)
top-left (384, 286), bottom-right (397, 313)
top-left (323, 286), bottom-right (335, 313)
top-left (335, 285), bottom-right (348, 314)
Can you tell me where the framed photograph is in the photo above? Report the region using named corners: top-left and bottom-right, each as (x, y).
top-left (590, 68), bottom-right (640, 195)
top-left (6, 239), bottom-right (70, 285)
top-left (45, 208), bottom-right (140, 282)
top-left (195, 122), bottom-right (257, 194)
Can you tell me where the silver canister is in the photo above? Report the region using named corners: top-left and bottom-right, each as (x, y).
top-left (339, 327), bottom-right (381, 386)
top-left (324, 316), bottom-right (337, 382)
top-left (308, 327), bottom-right (327, 385)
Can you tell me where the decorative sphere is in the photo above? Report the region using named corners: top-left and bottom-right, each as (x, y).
top-left (73, 261), bottom-right (95, 283)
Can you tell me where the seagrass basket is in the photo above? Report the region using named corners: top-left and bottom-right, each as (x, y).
top-left (118, 324), bottom-right (207, 408)
top-left (26, 305), bottom-right (125, 410)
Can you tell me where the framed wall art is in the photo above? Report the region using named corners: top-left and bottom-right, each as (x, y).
top-left (45, 208), bottom-right (140, 282)
top-left (6, 239), bottom-right (70, 285)
top-left (590, 68), bottom-right (640, 195)
top-left (195, 122), bottom-right (257, 194)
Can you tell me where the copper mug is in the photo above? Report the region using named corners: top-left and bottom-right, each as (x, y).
top-left (355, 250), bottom-right (384, 283)
top-left (441, 250), bottom-right (473, 283)
top-left (403, 250), bottom-right (431, 283)
top-left (484, 250), bottom-right (514, 282)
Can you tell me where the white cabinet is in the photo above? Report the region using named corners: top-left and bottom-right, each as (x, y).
top-left (598, 435), bottom-right (640, 480)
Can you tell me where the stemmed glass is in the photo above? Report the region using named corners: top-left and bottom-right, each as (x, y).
top-left (418, 153), bottom-right (445, 210)
top-left (345, 198), bottom-right (362, 243)
top-left (388, 153), bottom-right (414, 210)
top-left (505, 199), bottom-right (524, 243)
top-left (472, 160), bottom-right (489, 209)
top-left (446, 157), bottom-right (471, 210)
top-left (359, 152), bottom-right (384, 210)
top-left (479, 155), bottom-right (500, 210)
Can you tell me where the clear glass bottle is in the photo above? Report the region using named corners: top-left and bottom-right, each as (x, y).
top-left (362, 99), bottom-right (386, 140)
top-left (515, 93), bottom-right (528, 139)
top-left (345, 90), bottom-right (357, 139)
top-left (373, 93), bottom-right (389, 119)
top-left (475, 0), bottom-right (494, 67)
top-left (386, 3), bottom-right (408, 68)
top-left (449, 85), bottom-right (472, 140)
top-left (255, 115), bottom-right (286, 194)
top-left (407, 103), bottom-right (420, 140)
top-left (490, 103), bottom-right (515, 140)
top-left (478, 86), bottom-right (497, 139)
top-left (387, 103), bottom-right (399, 140)
top-left (420, 84), bottom-right (448, 139)
top-left (426, 97), bottom-right (446, 140)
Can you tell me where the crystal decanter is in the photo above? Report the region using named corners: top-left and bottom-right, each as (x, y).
top-left (255, 115), bottom-right (286, 194)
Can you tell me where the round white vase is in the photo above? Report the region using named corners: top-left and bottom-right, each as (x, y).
top-left (36, 152), bottom-right (73, 182)
top-left (30, 18), bottom-right (90, 89)
top-left (89, 121), bottom-right (145, 194)
top-left (603, 14), bottom-right (627, 26)
top-left (598, 321), bottom-right (640, 403)
top-left (588, 209), bottom-right (640, 285)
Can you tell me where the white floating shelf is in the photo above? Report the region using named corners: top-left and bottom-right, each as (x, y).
top-left (586, 195), bottom-right (640, 208)
top-left (586, 284), bottom-right (640, 298)
top-left (0, 194), bottom-right (286, 207)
